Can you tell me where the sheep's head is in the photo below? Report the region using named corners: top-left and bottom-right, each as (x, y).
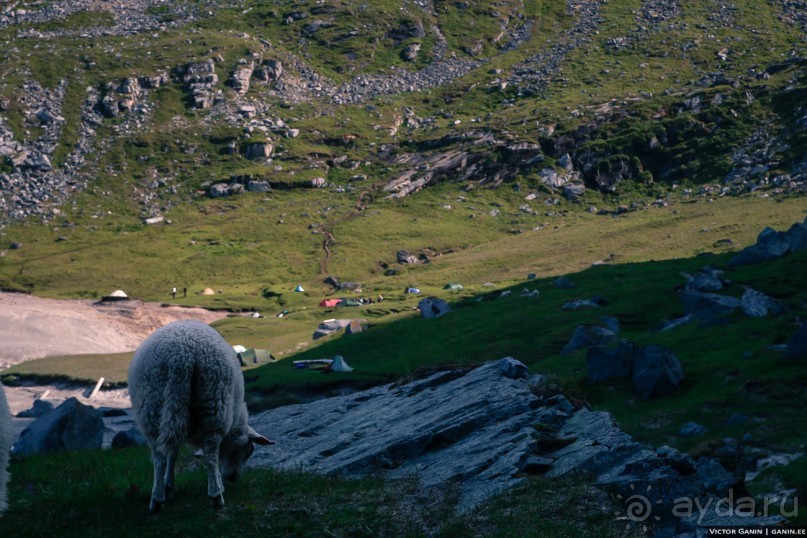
top-left (220, 427), bottom-right (274, 482)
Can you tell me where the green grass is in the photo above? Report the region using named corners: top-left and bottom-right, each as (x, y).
top-left (0, 447), bottom-right (634, 537)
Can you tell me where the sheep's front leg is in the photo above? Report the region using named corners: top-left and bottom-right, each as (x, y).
top-left (203, 435), bottom-right (225, 509)
top-left (149, 449), bottom-right (168, 514)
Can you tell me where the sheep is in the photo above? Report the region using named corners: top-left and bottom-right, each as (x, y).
top-left (0, 381), bottom-right (12, 516)
top-left (128, 320), bottom-right (272, 513)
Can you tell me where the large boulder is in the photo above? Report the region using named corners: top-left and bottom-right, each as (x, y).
top-left (418, 297), bottom-right (451, 319)
top-left (12, 398), bottom-right (105, 456)
top-left (631, 345), bottom-right (684, 399)
top-left (729, 220), bottom-right (807, 266)
top-left (586, 341), bottom-right (636, 383)
top-left (783, 322), bottom-right (807, 361)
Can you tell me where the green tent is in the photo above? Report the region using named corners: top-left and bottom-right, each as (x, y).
top-left (443, 283), bottom-right (463, 291)
top-left (237, 348), bottom-right (274, 366)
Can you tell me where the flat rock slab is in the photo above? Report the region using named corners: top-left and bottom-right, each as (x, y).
top-left (249, 358), bottom-right (561, 509)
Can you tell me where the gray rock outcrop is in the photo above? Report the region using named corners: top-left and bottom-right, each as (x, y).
top-left (12, 397), bottom-right (105, 456)
top-left (230, 60), bottom-right (255, 95)
top-left (179, 60), bottom-right (219, 110)
top-left (248, 359), bottom-right (781, 532)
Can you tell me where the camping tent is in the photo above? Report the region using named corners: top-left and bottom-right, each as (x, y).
top-left (405, 287), bottom-right (421, 294)
top-left (202, 287), bottom-right (216, 295)
top-left (325, 355), bottom-right (353, 373)
top-left (237, 348), bottom-right (274, 366)
top-left (443, 283), bottom-right (463, 291)
top-left (101, 289), bottom-right (129, 302)
top-left (294, 284), bottom-right (305, 292)
top-left (319, 298), bottom-right (342, 307)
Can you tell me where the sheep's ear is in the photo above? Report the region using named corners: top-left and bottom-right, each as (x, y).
top-left (248, 426), bottom-right (275, 446)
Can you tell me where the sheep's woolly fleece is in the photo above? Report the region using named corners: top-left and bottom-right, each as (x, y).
top-left (0, 383), bottom-right (12, 515)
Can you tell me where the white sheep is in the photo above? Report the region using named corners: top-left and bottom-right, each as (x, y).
top-left (128, 320), bottom-right (272, 513)
top-left (0, 381), bottom-right (12, 516)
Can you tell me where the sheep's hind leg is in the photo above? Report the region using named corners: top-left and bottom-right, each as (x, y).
top-left (163, 446), bottom-right (178, 499)
top-left (203, 435), bottom-right (225, 509)
top-left (149, 449), bottom-right (168, 514)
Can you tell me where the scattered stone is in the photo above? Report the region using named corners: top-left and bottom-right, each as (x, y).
top-left (396, 250), bottom-right (419, 265)
top-left (680, 289), bottom-right (741, 322)
top-left (685, 269), bottom-right (724, 292)
top-left (553, 276), bottom-right (575, 289)
top-left (498, 357), bottom-right (528, 379)
top-left (418, 297), bottom-right (451, 319)
top-left (678, 421), bottom-right (707, 437)
top-left (725, 413), bottom-right (749, 426)
top-left (562, 325), bottom-right (617, 355)
top-left (740, 287), bottom-right (782, 318)
top-left (111, 427), bottom-right (147, 449)
top-left (402, 43), bottom-right (421, 62)
top-left (16, 399), bottom-right (55, 418)
top-left (561, 299), bottom-right (599, 310)
top-left (245, 140), bottom-right (274, 161)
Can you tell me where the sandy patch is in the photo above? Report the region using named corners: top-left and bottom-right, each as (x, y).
top-left (0, 291), bottom-right (228, 370)
top-left (0, 291), bottom-right (230, 446)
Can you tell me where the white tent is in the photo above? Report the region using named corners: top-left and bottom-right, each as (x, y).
top-left (329, 355), bottom-right (353, 372)
top-left (233, 345), bottom-right (247, 354)
top-left (108, 289), bottom-right (128, 298)
top-left (294, 284), bottom-right (305, 292)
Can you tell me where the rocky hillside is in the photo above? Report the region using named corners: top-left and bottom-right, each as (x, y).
top-left (0, 0), bottom-right (806, 226)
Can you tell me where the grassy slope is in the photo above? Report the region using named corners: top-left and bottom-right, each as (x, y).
top-left (0, 446), bottom-right (633, 537)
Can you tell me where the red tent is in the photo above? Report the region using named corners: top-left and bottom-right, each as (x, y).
top-left (319, 298), bottom-right (342, 307)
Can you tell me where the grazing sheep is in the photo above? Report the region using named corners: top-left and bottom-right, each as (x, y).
top-left (128, 320), bottom-right (272, 513)
top-left (0, 382), bottom-right (12, 515)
